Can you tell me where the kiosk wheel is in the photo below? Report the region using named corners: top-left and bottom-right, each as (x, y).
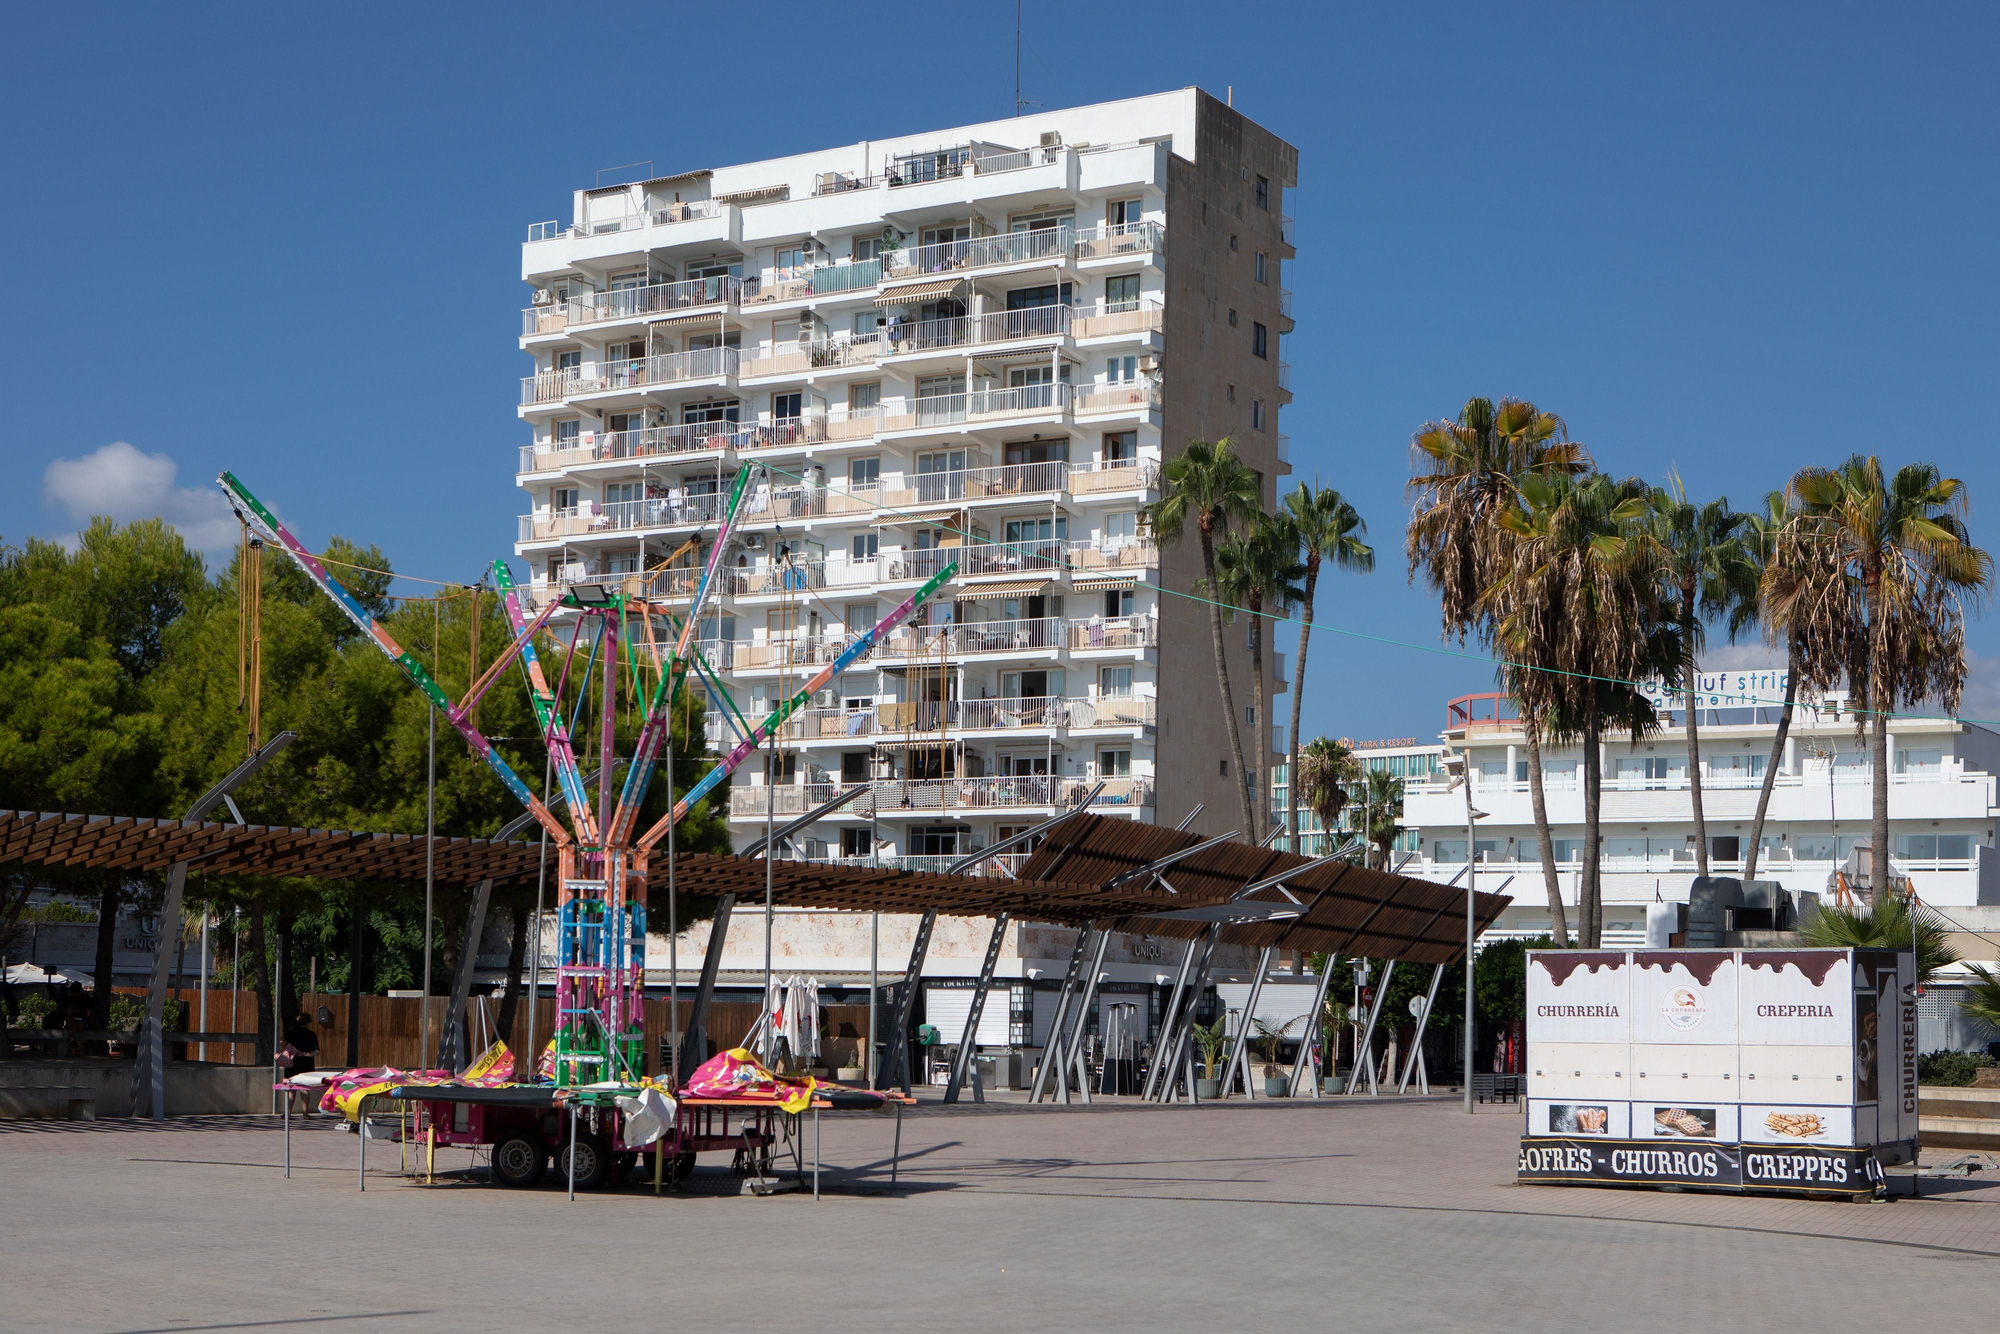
top-left (490, 1134), bottom-right (546, 1189)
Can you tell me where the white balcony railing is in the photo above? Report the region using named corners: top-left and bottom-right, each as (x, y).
top-left (1073, 299), bottom-right (1163, 340)
top-left (1069, 457), bottom-right (1161, 494)
top-left (727, 775), bottom-right (1152, 818)
top-left (522, 304), bottom-right (571, 336)
top-left (521, 347), bottom-right (741, 403)
top-left (885, 304), bottom-right (1071, 354)
top-left (1071, 221), bottom-right (1164, 261)
top-left (886, 227), bottom-right (1073, 279)
top-left (528, 199), bottom-right (725, 243)
top-left (1073, 380), bottom-right (1161, 416)
top-left (570, 275), bottom-right (751, 325)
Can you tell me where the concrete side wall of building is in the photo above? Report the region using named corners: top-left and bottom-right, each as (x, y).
top-left (0, 1061), bottom-right (268, 1119)
top-left (1156, 91), bottom-right (1298, 839)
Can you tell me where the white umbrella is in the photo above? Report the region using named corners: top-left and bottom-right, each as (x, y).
top-left (2, 963), bottom-right (94, 987)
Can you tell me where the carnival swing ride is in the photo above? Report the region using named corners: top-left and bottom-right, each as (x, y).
top-left (221, 465), bottom-right (945, 1191)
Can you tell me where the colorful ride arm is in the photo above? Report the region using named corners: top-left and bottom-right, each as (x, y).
top-left (606, 464), bottom-right (760, 846)
top-left (491, 559), bottom-right (596, 843)
top-left (636, 561), bottom-right (958, 853)
top-left (217, 472), bottom-right (568, 845)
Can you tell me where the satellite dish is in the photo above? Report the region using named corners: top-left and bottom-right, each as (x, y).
top-left (1408, 995), bottom-right (1427, 1018)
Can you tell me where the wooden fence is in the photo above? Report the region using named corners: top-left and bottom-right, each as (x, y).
top-left (175, 992), bottom-right (876, 1076)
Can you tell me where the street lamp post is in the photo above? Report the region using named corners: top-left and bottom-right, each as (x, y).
top-left (1441, 751), bottom-right (1487, 1115)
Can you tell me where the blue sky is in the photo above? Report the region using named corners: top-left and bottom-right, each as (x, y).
top-left (5, 3), bottom-right (1996, 739)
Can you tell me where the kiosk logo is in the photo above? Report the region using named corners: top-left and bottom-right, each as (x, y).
top-left (1662, 986), bottom-right (1708, 1031)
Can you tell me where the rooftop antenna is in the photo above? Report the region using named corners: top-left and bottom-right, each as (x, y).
top-left (1014, 1), bottom-right (1040, 117)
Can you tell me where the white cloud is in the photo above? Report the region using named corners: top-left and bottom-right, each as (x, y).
top-left (42, 442), bottom-right (237, 553)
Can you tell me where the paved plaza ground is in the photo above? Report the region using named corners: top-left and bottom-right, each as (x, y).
top-left (4, 1093), bottom-right (1998, 1332)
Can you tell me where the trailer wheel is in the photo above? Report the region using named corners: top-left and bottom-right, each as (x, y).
top-left (610, 1151), bottom-right (638, 1184)
top-left (670, 1149), bottom-right (697, 1184)
top-left (491, 1134), bottom-right (546, 1189)
top-left (561, 1133), bottom-right (611, 1190)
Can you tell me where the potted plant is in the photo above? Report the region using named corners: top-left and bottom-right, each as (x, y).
top-left (836, 1041), bottom-right (865, 1083)
top-left (1320, 996), bottom-right (1351, 1093)
top-left (1192, 1015), bottom-right (1228, 1099)
top-left (1254, 1016), bottom-right (1303, 1097)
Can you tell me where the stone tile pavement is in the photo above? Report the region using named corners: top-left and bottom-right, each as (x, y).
top-left (2, 1094), bottom-right (1996, 1332)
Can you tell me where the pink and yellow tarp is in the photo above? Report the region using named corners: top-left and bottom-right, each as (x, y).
top-left (317, 1040), bottom-right (525, 1119)
top-left (678, 1048), bottom-right (817, 1114)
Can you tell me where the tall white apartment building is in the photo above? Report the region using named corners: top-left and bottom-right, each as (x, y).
top-left (514, 89), bottom-right (1297, 875)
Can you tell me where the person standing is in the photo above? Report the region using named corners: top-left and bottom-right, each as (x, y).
top-left (279, 1011), bottom-right (322, 1115)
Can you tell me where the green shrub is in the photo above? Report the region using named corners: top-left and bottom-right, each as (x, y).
top-left (1917, 1049), bottom-right (1994, 1087)
top-left (10, 993), bottom-right (55, 1029)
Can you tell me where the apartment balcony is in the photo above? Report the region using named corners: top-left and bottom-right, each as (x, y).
top-left (726, 775), bottom-right (1152, 819)
top-left (1276, 434), bottom-right (1290, 468)
top-left (740, 333), bottom-right (888, 380)
top-left (567, 275), bottom-right (752, 328)
top-left (518, 482), bottom-right (819, 543)
top-left (881, 304), bottom-right (1072, 359)
top-left (1072, 221), bottom-right (1165, 264)
top-left (802, 852), bottom-right (1030, 878)
top-left (1278, 287), bottom-right (1294, 320)
top-left (884, 227), bottom-right (1073, 282)
top-left (1280, 213), bottom-right (1296, 248)
top-left (1070, 458), bottom-right (1161, 495)
top-left (875, 460), bottom-right (1070, 509)
top-left (1073, 380), bottom-right (1162, 418)
top-left (517, 419), bottom-right (786, 474)
top-left (726, 612), bottom-right (1156, 675)
top-left (1277, 360), bottom-right (1292, 392)
top-left (741, 694), bottom-right (1155, 746)
top-left (527, 199), bottom-right (725, 245)
top-left (520, 347), bottom-right (739, 406)
top-left (1072, 299), bottom-right (1163, 341)
top-left (521, 303), bottom-right (572, 337)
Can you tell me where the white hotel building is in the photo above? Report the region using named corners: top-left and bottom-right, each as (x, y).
top-left (508, 91), bottom-right (1298, 1035)
top-left (1391, 676), bottom-right (2000, 947)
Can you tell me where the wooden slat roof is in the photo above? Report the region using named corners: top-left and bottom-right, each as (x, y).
top-left (0, 810), bottom-right (1505, 961)
top-left (1016, 815), bottom-right (1510, 964)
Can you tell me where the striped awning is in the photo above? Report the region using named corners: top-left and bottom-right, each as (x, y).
top-left (962, 579), bottom-right (1049, 598)
top-left (873, 277), bottom-right (967, 307)
top-left (870, 736), bottom-right (965, 751)
top-left (1072, 575), bottom-right (1143, 592)
top-left (650, 310), bottom-right (730, 328)
top-left (869, 505), bottom-right (966, 527)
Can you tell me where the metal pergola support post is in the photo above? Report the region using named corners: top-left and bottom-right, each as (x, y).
top-left (680, 893), bottom-right (735, 1073)
top-left (1140, 935), bottom-right (1201, 1101)
top-left (1030, 926), bottom-right (1095, 1102)
top-left (1396, 964), bottom-right (1446, 1094)
top-left (133, 732), bottom-right (295, 1122)
top-left (1344, 958), bottom-right (1397, 1096)
top-left (1288, 953), bottom-right (1341, 1098)
top-left (1159, 925), bottom-right (1221, 1103)
top-left (1060, 926), bottom-right (1113, 1103)
top-left (1220, 947), bottom-right (1276, 1099)
top-left (944, 911), bottom-right (1011, 1105)
top-left (436, 878), bottom-right (494, 1071)
top-left (878, 908), bottom-right (936, 1094)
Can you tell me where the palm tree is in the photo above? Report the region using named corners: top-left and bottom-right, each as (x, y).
top-left (1791, 457), bottom-right (1993, 907)
top-left (1486, 472), bottom-right (1664, 947)
top-left (1361, 767), bottom-right (1405, 870)
top-left (1149, 438), bottom-right (1262, 834)
top-left (1296, 736), bottom-right (1362, 853)
top-left (1802, 895), bottom-right (1957, 985)
top-left (1643, 477), bottom-right (1756, 879)
top-left (1408, 397), bottom-right (1586, 941)
top-left (1215, 517), bottom-right (1306, 838)
top-left (1960, 963), bottom-right (2000, 1034)
top-left (1738, 491), bottom-right (1849, 882)
top-left (1281, 483), bottom-right (1374, 853)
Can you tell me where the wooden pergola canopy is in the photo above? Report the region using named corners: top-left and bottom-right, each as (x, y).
top-left (0, 810), bottom-right (1507, 961)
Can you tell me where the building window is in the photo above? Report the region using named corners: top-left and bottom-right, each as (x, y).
top-left (555, 349), bottom-right (581, 371)
top-left (772, 391), bottom-right (802, 420)
top-left (552, 487), bottom-right (578, 513)
top-left (1108, 198), bottom-right (1143, 227)
top-left (1229, 233), bottom-right (1239, 251)
top-left (1103, 589), bottom-right (1135, 619)
top-left (1255, 175), bottom-right (1270, 210)
top-left (1219, 759), bottom-right (1229, 777)
top-left (851, 533), bottom-right (878, 561)
top-left (1107, 355), bottom-right (1138, 384)
top-left (1228, 308), bottom-right (1238, 327)
top-left (853, 235), bottom-right (882, 262)
top-left (840, 824), bottom-right (873, 855)
top-left (849, 456), bottom-right (880, 487)
top-left (1104, 274), bottom-right (1141, 312)
top-left (1099, 749), bottom-right (1131, 778)
top-left (1226, 384), bottom-right (1236, 403)
top-left (1252, 322), bottom-right (1268, 358)
top-left (1254, 250), bottom-right (1268, 283)
top-left (1099, 665), bottom-right (1133, 695)
top-left (1251, 399), bottom-right (1265, 430)
top-left (1104, 512), bottom-right (1138, 542)
top-left (1102, 431), bottom-right (1135, 462)
top-left (554, 419), bottom-right (581, 445)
